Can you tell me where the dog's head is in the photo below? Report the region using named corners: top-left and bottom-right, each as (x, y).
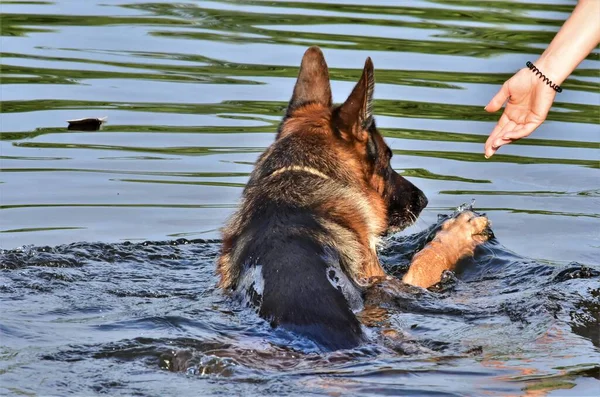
top-left (281, 46), bottom-right (428, 233)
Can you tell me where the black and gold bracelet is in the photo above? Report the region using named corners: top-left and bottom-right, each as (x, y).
top-left (526, 61), bottom-right (563, 93)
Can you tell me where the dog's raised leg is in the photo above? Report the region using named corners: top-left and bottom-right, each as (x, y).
top-left (402, 211), bottom-right (489, 288)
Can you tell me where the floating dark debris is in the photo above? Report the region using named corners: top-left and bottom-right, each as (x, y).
top-left (66, 116), bottom-right (107, 131)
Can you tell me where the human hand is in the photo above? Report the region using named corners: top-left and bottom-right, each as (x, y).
top-left (484, 67), bottom-right (557, 158)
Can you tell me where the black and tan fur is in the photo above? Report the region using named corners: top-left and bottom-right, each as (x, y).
top-left (217, 46), bottom-right (487, 350)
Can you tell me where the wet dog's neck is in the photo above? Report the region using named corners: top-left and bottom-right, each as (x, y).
top-left (269, 165), bottom-right (330, 180)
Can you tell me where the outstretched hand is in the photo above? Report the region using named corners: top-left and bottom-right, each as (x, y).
top-left (484, 67), bottom-right (557, 158)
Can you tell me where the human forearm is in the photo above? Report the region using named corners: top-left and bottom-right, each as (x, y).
top-left (535, 0), bottom-right (600, 85)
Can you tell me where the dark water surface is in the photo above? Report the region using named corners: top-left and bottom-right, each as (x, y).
top-left (1, 0), bottom-right (599, 395)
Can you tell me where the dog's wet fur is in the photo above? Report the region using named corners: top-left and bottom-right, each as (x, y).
top-left (217, 46), bottom-right (430, 350)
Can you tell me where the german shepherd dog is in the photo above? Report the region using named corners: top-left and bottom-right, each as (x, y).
top-left (217, 47), bottom-right (489, 350)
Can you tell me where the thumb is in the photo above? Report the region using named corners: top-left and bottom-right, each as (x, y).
top-left (485, 83), bottom-right (510, 113)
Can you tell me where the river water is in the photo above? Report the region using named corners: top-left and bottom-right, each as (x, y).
top-left (1, 0), bottom-right (599, 395)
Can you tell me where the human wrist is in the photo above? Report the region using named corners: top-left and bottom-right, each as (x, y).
top-left (531, 0), bottom-right (600, 87)
top-left (531, 54), bottom-right (569, 87)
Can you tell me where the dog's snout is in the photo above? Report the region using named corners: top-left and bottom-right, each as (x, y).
top-left (409, 189), bottom-right (428, 218)
top-left (417, 191), bottom-right (428, 210)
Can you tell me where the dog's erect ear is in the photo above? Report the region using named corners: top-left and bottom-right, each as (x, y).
top-left (334, 57), bottom-right (374, 142)
top-left (287, 46), bottom-right (332, 115)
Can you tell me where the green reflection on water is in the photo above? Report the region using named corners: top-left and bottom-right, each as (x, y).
top-left (0, 203), bottom-right (237, 210)
top-left (11, 141), bottom-right (264, 156)
top-left (2, 99), bottom-right (597, 125)
top-left (394, 149), bottom-right (599, 169)
top-left (0, 226), bottom-right (85, 234)
top-left (439, 189), bottom-right (600, 197)
top-left (115, 178), bottom-right (246, 188)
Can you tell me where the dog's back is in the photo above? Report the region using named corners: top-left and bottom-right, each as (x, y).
top-left (223, 134), bottom-right (368, 349)
top-left (232, 188), bottom-right (364, 349)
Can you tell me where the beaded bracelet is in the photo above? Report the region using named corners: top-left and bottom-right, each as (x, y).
top-left (526, 61), bottom-right (563, 93)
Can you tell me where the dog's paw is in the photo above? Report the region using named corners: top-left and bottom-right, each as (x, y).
top-left (439, 210), bottom-right (490, 250)
top-left (403, 211), bottom-right (491, 289)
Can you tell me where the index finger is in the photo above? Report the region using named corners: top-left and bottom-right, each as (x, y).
top-left (485, 113), bottom-right (511, 158)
